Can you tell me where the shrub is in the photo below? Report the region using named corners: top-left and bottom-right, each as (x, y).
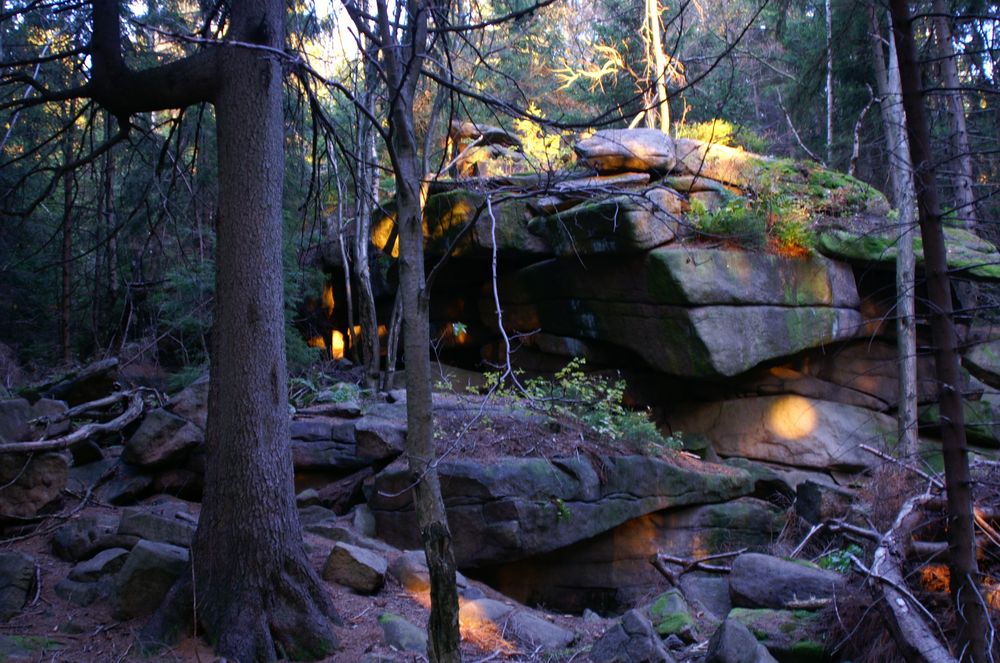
top-left (484, 357), bottom-right (680, 452)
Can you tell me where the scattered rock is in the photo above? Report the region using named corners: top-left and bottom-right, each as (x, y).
top-left (165, 373), bottom-right (209, 430)
top-left (377, 612), bottom-right (427, 654)
top-left (68, 548), bottom-right (129, 582)
top-left (117, 505), bottom-right (196, 547)
top-left (54, 578), bottom-right (102, 607)
top-left (296, 488), bottom-right (321, 508)
top-left (0, 553), bottom-right (36, 620)
top-left (122, 408), bottom-right (203, 467)
top-left (647, 589), bottom-right (695, 641)
top-left (508, 610), bottom-right (575, 650)
top-left (355, 416), bottom-right (407, 461)
top-left (706, 618), bottom-right (778, 663)
top-left (729, 553), bottom-right (844, 609)
top-left (0, 452), bottom-right (69, 519)
top-left (794, 480), bottom-right (855, 524)
top-left (322, 542), bottom-right (387, 594)
top-left (726, 608), bottom-right (826, 662)
top-left (41, 358), bottom-right (118, 406)
top-left (589, 608), bottom-right (675, 662)
top-left (679, 573), bottom-right (732, 620)
top-left (51, 513), bottom-right (120, 561)
top-left (112, 539), bottom-right (189, 619)
top-left (387, 550), bottom-right (469, 595)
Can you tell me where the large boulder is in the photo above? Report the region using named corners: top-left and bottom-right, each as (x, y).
top-left (818, 224), bottom-right (1000, 280)
top-left (527, 189), bottom-right (682, 256)
top-left (670, 396), bottom-right (896, 471)
top-left (575, 128), bottom-right (676, 174)
top-left (0, 398), bottom-right (69, 442)
top-left (491, 248), bottom-right (862, 378)
top-left (964, 339), bottom-right (1000, 389)
top-left (165, 374), bottom-right (209, 430)
top-left (371, 454), bottom-right (752, 567)
top-left (729, 553), bottom-right (845, 609)
top-left (112, 539), bottom-right (189, 619)
top-left (122, 408), bottom-right (203, 467)
top-left (673, 139), bottom-right (760, 188)
top-left (474, 497), bottom-right (782, 614)
top-left (0, 452), bottom-right (69, 519)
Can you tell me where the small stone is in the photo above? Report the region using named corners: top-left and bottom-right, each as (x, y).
top-left (322, 543), bottom-right (387, 594)
top-left (296, 488), bottom-right (321, 508)
top-left (118, 506), bottom-right (196, 547)
top-left (508, 611), bottom-right (575, 650)
top-left (68, 548), bottom-right (129, 582)
top-left (54, 578), bottom-right (102, 607)
top-left (0, 553), bottom-right (36, 621)
top-left (352, 504), bottom-right (377, 538)
top-left (378, 613), bottom-right (426, 653)
top-left (706, 618), bottom-right (778, 663)
top-left (51, 513), bottom-right (119, 561)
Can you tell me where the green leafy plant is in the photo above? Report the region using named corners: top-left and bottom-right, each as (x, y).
top-left (484, 358), bottom-right (680, 451)
top-left (674, 118), bottom-right (768, 153)
top-left (817, 543), bottom-right (863, 574)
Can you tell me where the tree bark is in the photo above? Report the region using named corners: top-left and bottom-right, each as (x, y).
top-left (645, 0), bottom-right (669, 134)
top-left (931, 0), bottom-right (977, 230)
top-left (375, 0), bottom-right (461, 659)
top-left (889, 2), bottom-right (990, 661)
top-left (826, 0), bottom-right (834, 165)
top-left (869, 4), bottom-right (918, 460)
top-left (188, 1), bottom-right (340, 659)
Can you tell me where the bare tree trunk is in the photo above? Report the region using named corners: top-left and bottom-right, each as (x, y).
top-left (354, 36), bottom-right (382, 389)
top-left (890, 3), bottom-right (990, 660)
top-left (645, 0), bottom-right (669, 134)
top-left (375, 0), bottom-right (460, 658)
top-left (931, 0), bottom-right (977, 230)
top-left (826, 0), bottom-right (834, 165)
top-left (60, 118), bottom-right (76, 364)
top-left (870, 4), bottom-right (919, 460)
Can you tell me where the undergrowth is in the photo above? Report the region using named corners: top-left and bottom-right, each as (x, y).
top-left (482, 357), bottom-right (681, 453)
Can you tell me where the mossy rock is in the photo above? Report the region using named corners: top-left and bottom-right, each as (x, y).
top-left (648, 589), bottom-right (695, 637)
top-left (918, 395), bottom-right (1000, 448)
top-left (817, 225), bottom-right (1000, 281)
top-left (728, 608), bottom-right (828, 663)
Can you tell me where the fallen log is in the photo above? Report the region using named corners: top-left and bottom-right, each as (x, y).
top-left (0, 391), bottom-right (144, 454)
top-left (867, 493), bottom-right (956, 663)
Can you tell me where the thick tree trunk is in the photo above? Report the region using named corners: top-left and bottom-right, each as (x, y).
top-left (192, 1), bottom-right (339, 659)
top-left (869, 5), bottom-right (918, 460)
top-left (931, 0), bottom-right (977, 230)
top-left (889, 2), bottom-right (989, 661)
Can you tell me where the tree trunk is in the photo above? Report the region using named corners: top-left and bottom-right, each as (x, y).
top-left (931, 0), bottom-right (977, 230)
top-left (869, 4), bottom-right (918, 460)
top-left (826, 0), bottom-right (834, 165)
top-left (60, 118), bottom-right (76, 364)
top-left (354, 40), bottom-right (382, 389)
top-left (193, 1), bottom-right (339, 658)
top-left (889, 2), bottom-right (989, 661)
top-left (645, 0), bottom-right (669, 134)
top-left (377, 0), bottom-right (461, 659)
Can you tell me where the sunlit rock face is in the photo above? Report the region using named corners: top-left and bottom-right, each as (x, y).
top-left (467, 497), bottom-right (783, 614)
top-left (488, 247), bottom-right (862, 378)
top-left (369, 454), bottom-right (754, 567)
top-left (575, 128), bottom-right (677, 174)
top-left (668, 395), bottom-right (897, 471)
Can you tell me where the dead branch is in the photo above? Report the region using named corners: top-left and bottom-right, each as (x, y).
top-left (650, 548), bottom-right (745, 585)
top-left (0, 391), bottom-right (144, 454)
top-left (860, 443), bottom-right (944, 489)
top-left (867, 493), bottom-right (957, 663)
top-left (29, 390), bottom-right (136, 426)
